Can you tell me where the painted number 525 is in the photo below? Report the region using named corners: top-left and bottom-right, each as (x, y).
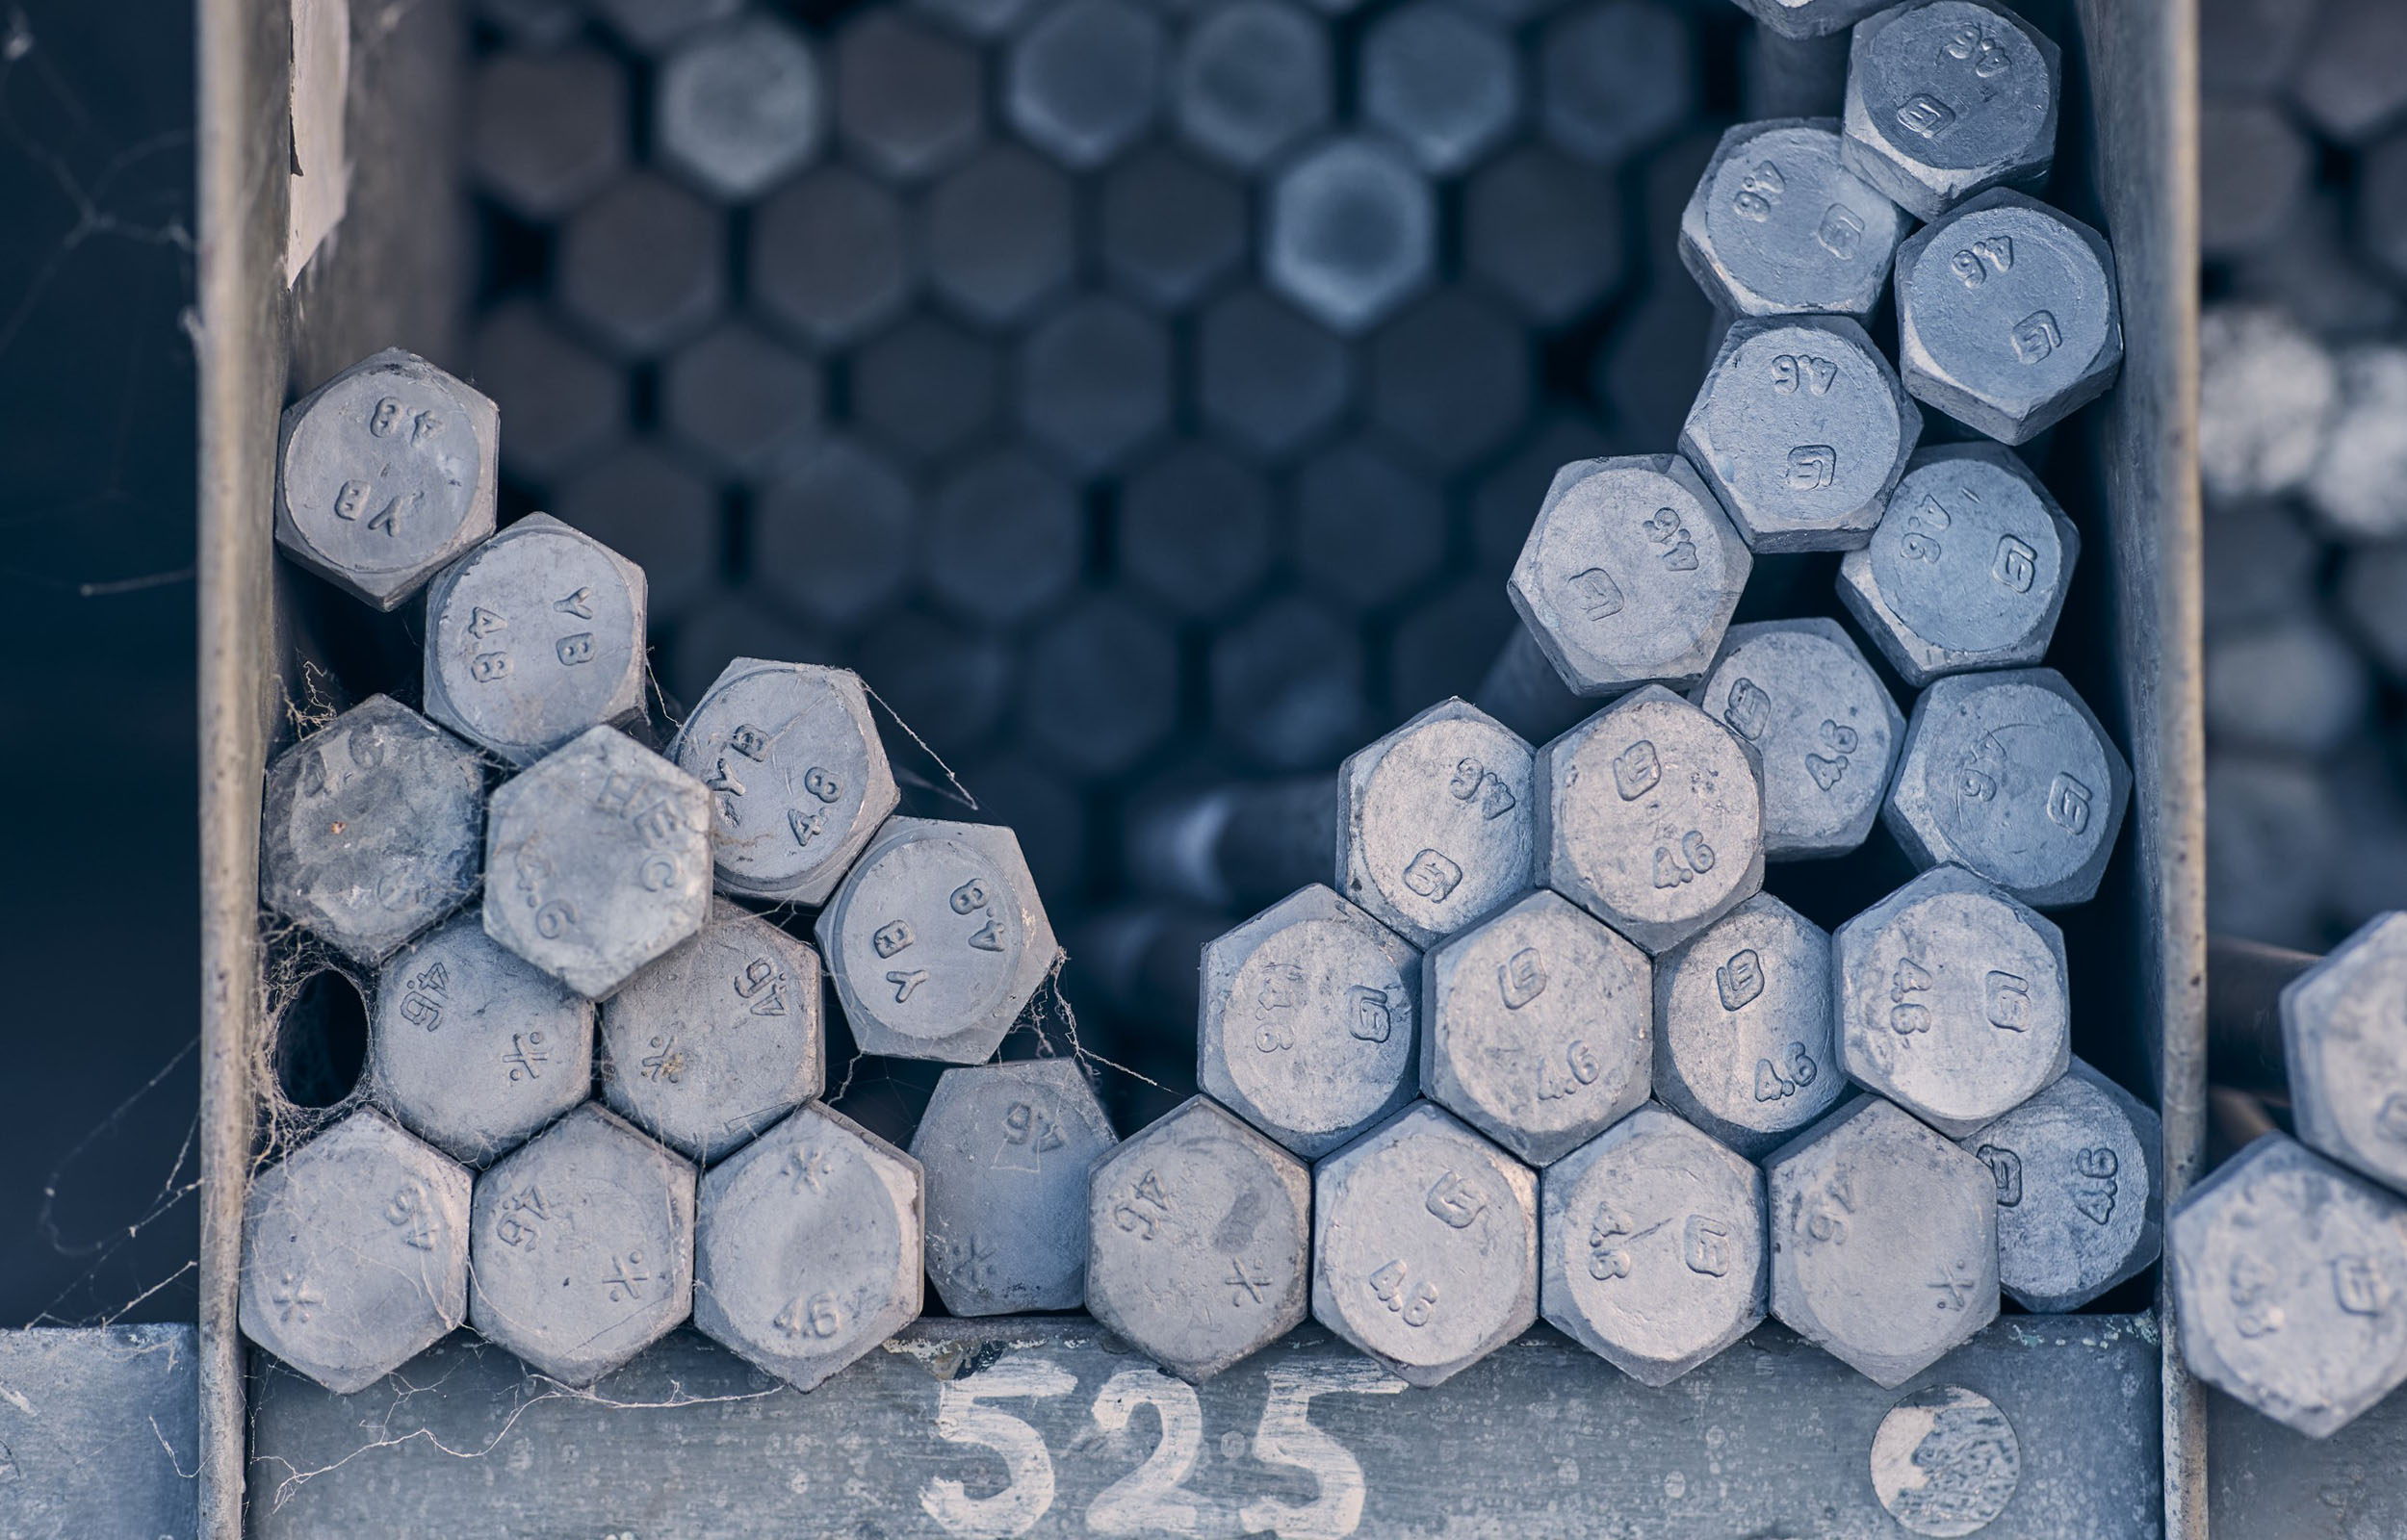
top-left (919, 1355), bottom-right (1404, 1540)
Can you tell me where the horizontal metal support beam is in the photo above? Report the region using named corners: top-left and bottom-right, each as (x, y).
top-left (246, 1315), bottom-right (2159, 1538)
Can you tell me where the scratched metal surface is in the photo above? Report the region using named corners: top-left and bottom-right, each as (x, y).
top-left (2208, 1385), bottom-right (2407, 1539)
top-left (245, 1315), bottom-right (2159, 1539)
top-left (0, 1325), bottom-right (199, 1540)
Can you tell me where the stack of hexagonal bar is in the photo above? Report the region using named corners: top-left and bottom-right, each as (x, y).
top-left (246, 0), bottom-right (2166, 1417)
top-left (251, 346), bottom-right (1100, 1395)
top-left (2171, 913), bottom-right (2407, 1440)
top-left (1089, 0), bottom-right (2163, 1397)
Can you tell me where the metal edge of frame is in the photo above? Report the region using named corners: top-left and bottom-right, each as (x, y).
top-left (2070, 0), bottom-right (2206, 1534)
top-left (195, 0), bottom-right (292, 1534)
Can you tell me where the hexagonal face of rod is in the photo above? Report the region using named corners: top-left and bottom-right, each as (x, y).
top-left (1885, 668), bottom-right (2132, 908)
top-left (1507, 454), bottom-right (1753, 695)
top-left (1200, 886), bottom-right (1421, 1158)
top-left (1535, 686), bottom-right (1765, 956)
top-left (260, 696), bottom-right (484, 965)
top-left (912, 1060), bottom-right (1117, 1316)
top-left (1728, 0), bottom-right (1891, 41)
top-left (372, 915), bottom-right (595, 1167)
top-left (482, 729), bottom-right (713, 1002)
top-left (817, 818), bottom-right (1059, 1065)
top-left (1423, 891), bottom-right (1650, 1167)
top-left (1360, 1), bottom-right (1518, 176)
top-left (469, 1103), bottom-right (697, 1387)
top-left (670, 659), bottom-right (899, 907)
top-left (656, 14), bottom-right (822, 202)
top-left (1692, 620), bottom-right (1903, 860)
top-left (695, 1102), bottom-right (922, 1392)
top-left (1894, 190), bottom-right (2123, 445)
top-left (1541, 1105), bottom-right (1766, 1386)
top-left (1841, 0), bottom-right (2060, 223)
top-left (2282, 913), bottom-right (2407, 1194)
top-left (1173, 0), bottom-right (1330, 171)
top-left (1679, 119), bottom-right (1907, 320)
top-left (1959, 1058), bottom-right (2161, 1312)
top-left (2172, 1135), bottom-right (2407, 1438)
top-left (600, 904), bottom-right (824, 1164)
top-left (1653, 893), bottom-right (1845, 1158)
top-left (1086, 1096), bottom-right (1311, 1380)
top-left (1005, 0), bottom-right (1163, 169)
top-left (1767, 1095), bottom-right (1999, 1388)
top-left (423, 515), bottom-right (649, 766)
top-left (274, 349), bottom-right (499, 610)
top-left (240, 1110), bottom-right (471, 1394)
top-left (1838, 445), bottom-right (2080, 687)
top-left (1338, 700), bottom-right (1535, 948)
top-left (1266, 138), bottom-right (1436, 336)
top-left (1681, 316), bottom-right (1921, 552)
top-left (1313, 1101), bottom-right (1539, 1387)
top-left (1836, 866), bottom-right (2068, 1138)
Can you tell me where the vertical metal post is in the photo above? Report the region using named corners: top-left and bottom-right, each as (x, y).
top-left (195, 0), bottom-right (291, 1530)
top-left (2070, 0), bottom-right (2206, 1532)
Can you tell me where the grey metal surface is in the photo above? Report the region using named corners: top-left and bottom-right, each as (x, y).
top-left (1359, 1), bottom-right (1517, 176)
top-left (832, 10), bottom-right (981, 182)
top-left (1507, 453), bottom-right (1752, 696)
top-left (2210, 1373), bottom-right (2407, 1537)
top-left (1173, 0), bottom-right (1330, 171)
top-left (2170, 1133), bottom-right (2407, 1438)
top-left (1960, 1058), bottom-right (2164, 1313)
top-left (273, 348), bottom-right (497, 609)
top-left (469, 1102), bottom-right (699, 1388)
top-left (481, 727), bottom-right (713, 1002)
top-left (1836, 865), bottom-right (2071, 1138)
top-left (1839, 443), bottom-right (2083, 686)
top-left (1533, 683), bottom-right (1767, 956)
top-left (466, 47), bottom-right (627, 221)
top-left (752, 166), bottom-right (912, 347)
top-left (2279, 911), bottom-right (2407, 1194)
top-left (2303, 343), bottom-right (2407, 541)
top-left (1100, 146), bottom-right (1248, 312)
top-left (258, 695), bottom-right (483, 965)
top-left (693, 1100), bottom-right (922, 1393)
top-left (1312, 1101), bottom-right (1539, 1388)
top-left (1681, 314), bottom-right (1920, 552)
top-left (599, 902), bottom-right (825, 1164)
top-left (554, 171), bottom-right (726, 357)
top-left (240, 1110), bottom-right (471, 1395)
top-left (1653, 891), bottom-right (1845, 1158)
top-left (1894, 189), bottom-right (2124, 445)
top-left (1200, 884), bottom-right (1421, 1159)
top-left (1842, 0), bottom-right (2060, 222)
top-left (1678, 117), bottom-right (1906, 320)
top-left (668, 657), bottom-right (897, 907)
top-left (817, 816), bottom-right (1061, 1065)
top-left (1005, 0), bottom-right (1163, 170)
top-left (654, 13), bottom-right (823, 203)
top-left (242, 1314), bottom-right (2164, 1538)
top-left (1540, 1103), bottom-right (1767, 1387)
top-left (0, 1325), bottom-right (198, 1540)
top-left (1692, 618), bottom-right (1903, 858)
top-left (913, 1060), bottom-right (1117, 1317)
top-left (371, 913), bottom-right (595, 1167)
top-left (1886, 667), bottom-right (2134, 909)
top-left (422, 513), bottom-right (649, 765)
top-left (1337, 698), bottom-right (1534, 948)
top-left (1768, 1094), bottom-right (2002, 1389)
top-left (2196, 302), bottom-right (2334, 504)
top-left (1421, 889), bottom-right (1651, 1167)
top-left (1086, 1095), bottom-right (1311, 1381)
top-left (1265, 137), bottom-right (1434, 335)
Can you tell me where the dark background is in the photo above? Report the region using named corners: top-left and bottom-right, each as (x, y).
top-left (0, 0), bottom-right (201, 1324)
